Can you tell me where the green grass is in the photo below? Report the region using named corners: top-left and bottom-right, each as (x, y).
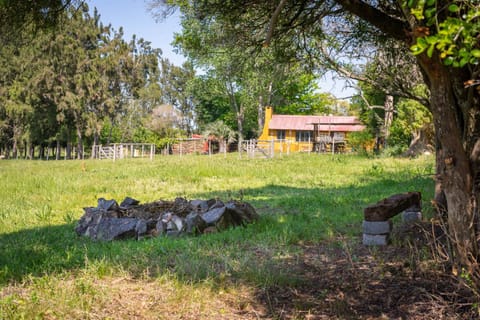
top-left (0, 153), bottom-right (435, 317)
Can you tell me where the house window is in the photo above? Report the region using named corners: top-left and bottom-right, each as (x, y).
top-left (276, 130), bottom-right (286, 140)
top-left (296, 131), bottom-right (312, 142)
top-left (333, 132), bottom-right (345, 141)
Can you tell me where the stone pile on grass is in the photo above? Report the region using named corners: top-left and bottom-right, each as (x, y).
top-left (75, 196), bottom-right (259, 241)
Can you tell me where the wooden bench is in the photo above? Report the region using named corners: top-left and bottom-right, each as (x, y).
top-left (363, 192), bottom-right (422, 245)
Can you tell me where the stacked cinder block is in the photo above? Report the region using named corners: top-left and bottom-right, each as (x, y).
top-left (363, 192), bottom-right (422, 246)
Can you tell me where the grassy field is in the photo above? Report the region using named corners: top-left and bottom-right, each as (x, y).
top-left (0, 153), bottom-right (436, 318)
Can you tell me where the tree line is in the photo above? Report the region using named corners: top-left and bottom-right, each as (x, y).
top-left (1, 2), bottom-right (358, 160)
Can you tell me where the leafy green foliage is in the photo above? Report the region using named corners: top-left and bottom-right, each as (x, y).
top-left (389, 93), bottom-right (433, 148)
top-left (273, 73), bottom-right (336, 115)
top-left (0, 3), bottom-right (163, 157)
top-left (347, 130), bottom-right (375, 154)
top-left (409, 0), bottom-right (480, 67)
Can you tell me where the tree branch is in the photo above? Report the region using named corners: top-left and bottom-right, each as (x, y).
top-left (335, 0), bottom-right (410, 41)
top-left (318, 45), bottom-right (430, 106)
top-left (264, 0), bottom-right (288, 46)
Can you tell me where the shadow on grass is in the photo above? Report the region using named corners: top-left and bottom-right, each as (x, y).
top-left (0, 174), bottom-right (444, 318)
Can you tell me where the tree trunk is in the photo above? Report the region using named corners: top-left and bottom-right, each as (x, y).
top-left (258, 94), bottom-right (265, 134)
top-left (66, 141), bottom-right (72, 160)
top-left (383, 95), bottom-right (394, 149)
top-left (56, 140), bottom-right (61, 160)
top-left (226, 81), bottom-right (244, 151)
top-left (29, 144), bottom-right (34, 160)
top-left (91, 132), bottom-right (99, 159)
top-left (417, 53), bottom-right (479, 268)
top-left (76, 125), bottom-right (83, 160)
top-left (39, 145), bottom-right (45, 160)
top-left (12, 136), bottom-right (18, 159)
top-left (12, 123), bottom-right (20, 159)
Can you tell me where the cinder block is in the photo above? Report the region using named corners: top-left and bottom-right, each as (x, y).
top-left (402, 211), bottom-right (422, 223)
top-left (362, 220), bottom-right (392, 235)
top-left (363, 233), bottom-right (389, 246)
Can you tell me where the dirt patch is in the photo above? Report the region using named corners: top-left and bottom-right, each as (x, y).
top-left (253, 224), bottom-right (478, 319)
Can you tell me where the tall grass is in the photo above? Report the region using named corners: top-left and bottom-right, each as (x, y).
top-left (0, 153), bottom-right (434, 317)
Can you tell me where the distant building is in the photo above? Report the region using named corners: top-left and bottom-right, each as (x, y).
top-left (258, 106), bottom-right (365, 153)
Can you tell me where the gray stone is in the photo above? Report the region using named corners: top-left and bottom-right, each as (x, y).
top-left (171, 215), bottom-right (185, 232)
top-left (155, 220), bottom-right (167, 236)
top-left (161, 212), bottom-right (173, 224)
top-left (190, 199), bottom-right (210, 213)
top-left (135, 219), bottom-right (147, 237)
top-left (185, 212), bottom-right (207, 234)
top-left (75, 207), bottom-right (104, 236)
top-left (201, 206), bottom-right (226, 225)
top-left (363, 233), bottom-right (389, 246)
top-left (362, 220), bottom-right (392, 235)
top-left (166, 220), bottom-right (177, 231)
top-left (402, 211), bottom-right (422, 223)
top-left (209, 199), bottom-right (225, 210)
top-left (120, 197), bottom-right (140, 208)
top-left (97, 198), bottom-right (119, 211)
top-left (93, 217), bottom-right (138, 241)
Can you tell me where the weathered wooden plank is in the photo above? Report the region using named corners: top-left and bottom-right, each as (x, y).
top-left (364, 192), bottom-right (421, 221)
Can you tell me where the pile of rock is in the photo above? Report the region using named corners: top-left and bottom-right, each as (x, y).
top-left (75, 197), bottom-right (259, 241)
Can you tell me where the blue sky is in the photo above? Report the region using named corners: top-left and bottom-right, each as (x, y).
top-left (87, 0), bottom-right (355, 99)
top-left (88, 0), bottom-right (185, 66)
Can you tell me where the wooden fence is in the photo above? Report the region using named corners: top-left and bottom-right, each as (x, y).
top-left (92, 143), bottom-right (155, 161)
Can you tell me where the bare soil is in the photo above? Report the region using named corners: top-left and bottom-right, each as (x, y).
top-left (251, 223), bottom-right (479, 319)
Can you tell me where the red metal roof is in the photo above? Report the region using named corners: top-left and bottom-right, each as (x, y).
top-left (268, 115), bottom-right (365, 132)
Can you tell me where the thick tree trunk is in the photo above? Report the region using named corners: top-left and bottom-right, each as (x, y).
top-left (418, 53), bottom-right (479, 268)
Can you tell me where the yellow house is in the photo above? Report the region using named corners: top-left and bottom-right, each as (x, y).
top-left (258, 106), bottom-right (365, 153)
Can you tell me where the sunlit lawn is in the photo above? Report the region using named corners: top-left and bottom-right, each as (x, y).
top-left (0, 153), bottom-right (435, 318)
